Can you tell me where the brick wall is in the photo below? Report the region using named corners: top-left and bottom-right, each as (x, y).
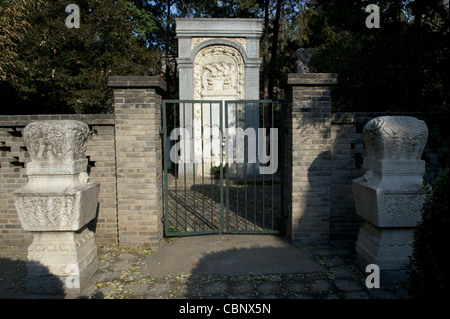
top-left (1, 77), bottom-right (167, 249)
top-left (1, 75), bottom-right (448, 247)
top-left (108, 76), bottom-right (166, 249)
top-left (285, 74), bottom-right (448, 244)
top-left (1, 76), bottom-right (167, 249)
top-left (285, 73), bottom-right (338, 244)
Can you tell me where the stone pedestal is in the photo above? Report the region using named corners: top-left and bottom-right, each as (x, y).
top-left (13, 120), bottom-right (100, 295)
top-left (353, 116), bottom-right (428, 285)
top-left (25, 228), bottom-right (98, 294)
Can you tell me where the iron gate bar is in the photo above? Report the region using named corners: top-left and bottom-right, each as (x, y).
top-left (163, 99), bottom-right (284, 237)
top-left (163, 100), bottom-right (225, 236)
top-left (224, 100), bottom-right (284, 235)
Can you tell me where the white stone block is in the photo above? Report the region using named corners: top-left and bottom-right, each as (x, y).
top-left (353, 116), bottom-right (428, 281)
top-left (12, 120), bottom-right (100, 295)
top-left (13, 182), bottom-right (100, 232)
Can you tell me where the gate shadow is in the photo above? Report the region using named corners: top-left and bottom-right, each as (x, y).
top-left (165, 179), bottom-right (282, 233)
top-left (184, 244), bottom-right (325, 298)
top-left (0, 255), bottom-right (66, 298)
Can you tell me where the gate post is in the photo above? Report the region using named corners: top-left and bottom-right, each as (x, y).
top-left (286, 73), bottom-right (338, 244)
top-left (108, 76), bottom-right (166, 249)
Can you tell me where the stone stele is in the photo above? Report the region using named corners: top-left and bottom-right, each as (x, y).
top-left (352, 116), bottom-right (428, 285)
top-left (13, 120), bottom-right (100, 295)
top-left (176, 18), bottom-right (263, 177)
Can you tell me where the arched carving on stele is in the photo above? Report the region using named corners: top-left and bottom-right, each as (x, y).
top-left (190, 41), bottom-right (247, 173)
top-left (192, 40), bottom-right (246, 100)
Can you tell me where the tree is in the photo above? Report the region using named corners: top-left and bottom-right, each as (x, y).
top-left (136, 0), bottom-right (180, 98)
top-left (5, 1), bottom-right (445, 114)
top-left (0, 0), bottom-right (33, 83)
top-left (1, 0), bottom-right (300, 107)
top-left (131, 0), bottom-right (261, 99)
top-left (303, 0), bottom-right (449, 112)
top-left (0, 0), bottom-right (160, 114)
top-left (408, 170), bottom-right (450, 298)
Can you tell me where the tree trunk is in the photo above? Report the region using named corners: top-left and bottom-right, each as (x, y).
top-left (268, 0), bottom-right (282, 99)
top-left (262, 0), bottom-right (270, 99)
top-left (165, 0), bottom-right (172, 96)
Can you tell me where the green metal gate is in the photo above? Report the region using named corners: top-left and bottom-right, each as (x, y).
top-left (162, 100), bottom-right (284, 236)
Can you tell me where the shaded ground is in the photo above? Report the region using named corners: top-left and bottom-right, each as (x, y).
top-left (1, 235), bottom-right (409, 299)
top-left (165, 173), bottom-right (282, 234)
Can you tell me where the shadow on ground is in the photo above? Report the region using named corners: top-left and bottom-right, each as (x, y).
top-left (184, 246), bottom-right (329, 298)
top-left (0, 256), bottom-right (27, 298)
top-left (0, 250), bottom-right (66, 299)
top-left (1, 236), bottom-right (410, 299)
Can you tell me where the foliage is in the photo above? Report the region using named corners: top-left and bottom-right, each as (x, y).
top-left (1, 0), bottom-right (449, 113)
top-left (408, 170), bottom-right (450, 298)
top-left (306, 0), bottom-right (449, 112)
top-left (131, 0), bottom-right (262, 98)
top-left (121, 0), bottom-right (157, 43)
top-left (184, 0), bottom-right (260, 18)
top-left (0, 0), bottom-right (159, 114)
top-left (212, 164), bottom-right (227, 174)
top-left (0, 0), bottom-right (33, 82)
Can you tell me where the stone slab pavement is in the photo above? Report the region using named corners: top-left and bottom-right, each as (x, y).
top-left (0, 234), bottom-right (409, 299)
top-left (139, 234), bottom-right (324, 276)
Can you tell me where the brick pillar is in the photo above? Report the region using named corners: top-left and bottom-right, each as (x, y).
top-left (285, 73), bottom-right (338, 244)
top-left (108, 76), bottom-right (166, 249)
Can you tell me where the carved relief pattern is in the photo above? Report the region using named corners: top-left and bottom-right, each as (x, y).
top-left (193, 45), bottom-right (244, 100)
top-left (201, 62), bottom-right (237, 95)
top-left (23, 120), bottom-right (90, 163)
top-left (363, 116), bottom-right (428, 161)
top-left (28, 230), bottom-right (94, 254)
top-left (190, 45), bottom-right (246, 173)
top-left (15, 195), bottom-right (76, 230)
top-left (380, 193), bottom-right (426, 221)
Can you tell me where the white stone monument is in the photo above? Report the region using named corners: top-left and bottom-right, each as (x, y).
top-left (176, 18), bottom-right (263, 177)
top-left (353, 116), bottom-right (428, 284)
top-left (13, 120), bottom-right (100, 295)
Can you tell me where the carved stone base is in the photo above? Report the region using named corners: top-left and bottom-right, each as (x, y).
top-left (352, 116), bottom-right (428, 287)
top-left (25, 227), bottom-right (98, 295)
top-left (355, 222), bottom-right (413, 285)
top-left (13, 180), bottom-right (100, 232)
top-left (356, 222), bottom-right (415, 269)
top-left (352, 169), bottom-right (426, 228)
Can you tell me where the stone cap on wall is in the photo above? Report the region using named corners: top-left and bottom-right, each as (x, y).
top-left (175, 18), bottom-right (263, 38)
top-left (108, 76), bottom-right (167, 91)
top-left (288, 73), bottom-right (338, 86)
top-left (0, 114), bottom-right (115, 127)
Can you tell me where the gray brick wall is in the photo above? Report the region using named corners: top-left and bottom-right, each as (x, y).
top-left (286, 74), bottom-right (448, 244)
top-left (285, 74), bottom-right (338, 244)
top-left (108, 76), bottom-right (166, 249)
top-left (1, 75), bottom-right (447, 247)
top-left (1, 76), bottom-right (167, 249)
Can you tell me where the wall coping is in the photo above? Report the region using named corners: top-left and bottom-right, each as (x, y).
top-left (108, 76), bottom-right (167, 91)
top-left (288, 73), bottom-right (338, 86)
top-left (175, 18), bottom-right (263, 38)
top-left (0, 114), bottom-right (115, 127)
top-left (332, 112), bottom-right (450, 124)
top-left (2, 112), bottom-right (446, 127)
